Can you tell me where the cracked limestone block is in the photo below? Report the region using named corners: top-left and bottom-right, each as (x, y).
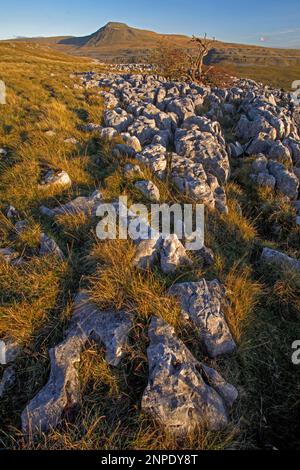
top-left (169, 279), bottom-right (236, 358)
top-left (133, 234), bottom-right (163, 270)
top-left (40, 190), bottom-right (102, 218)
top-left (160, 234), bottom-right (192, 274)
top-left (171, 154), bottom-right (215, 208)
top-left (141, 317), bottom-right (238, 437)
top-left (21, 293), bottom-right (132, 434)
top-left (136, 144), bottom-right (167, 178)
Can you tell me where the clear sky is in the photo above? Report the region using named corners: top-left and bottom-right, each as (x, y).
top-left (0, 0), bottom-right (299, 48)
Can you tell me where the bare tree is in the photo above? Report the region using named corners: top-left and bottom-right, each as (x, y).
top-left (150, 34), bottom-right (216, 84)
top-left (187, 34), bottom-right (216, 81)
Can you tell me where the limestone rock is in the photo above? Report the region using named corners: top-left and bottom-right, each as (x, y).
top-left (0, 367), bottom-right (15, 398)
top-left (39, 233), bottom-right (65, 260)
top-left (160, 234), bottom-right (191, 274)
top-left (134, 180), bottom-right (160, 202)
top-left (40, 190), bottom-right (102, 218)
top-left (169, 280), bottom-right (236, 357)
top-left (141, 317), bottom-right (237, 436)
top-left (21, 293), bottom-right (132, 434)
top-left (261, 247), bottom-right (300, 273)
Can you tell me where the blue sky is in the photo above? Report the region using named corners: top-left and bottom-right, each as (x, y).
top-left (0, 0), bottom-right (299, 48)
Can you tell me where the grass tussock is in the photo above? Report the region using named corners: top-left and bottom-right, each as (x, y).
top-left (89, 239), bottom-right (181, 328)
top-left (0, 256), bottom-right (68, 344)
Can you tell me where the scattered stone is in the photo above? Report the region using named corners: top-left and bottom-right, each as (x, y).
top-left (261, 247), bottom-right (300, 273)
top-left (0, 367), bottom-right (15, 398)
top-left (0, 339), bottom-right (21, 364)
top-left (196, 245), bottom-right (215, 267)
top-left (6, 205), bottom-right (18, 218)
top-left (142, 317), bottom-right (238, 436)
top-left (39, 170), bottom-right (72, 190)
top-left (0, 248), bottom-right (20, 264)
top-left (169, 280), bottom-right (236, 357)
top-left (45, 130), bottom-right (56, 137)
top-left (268, 161), bottom-right (299, 200)
top-left (40, 190), bottom-right (102, 218)
top-left (133, 235), bottom-right (162, 269)
top-left (134, 180), bottom-right (160, 202)
top-left (160, 234), bottom-right (191, 274)
top-left (39, 233), bottom-right (65, 260)
top-left (229, 142), bottom-right (244, 158)
top-left (123, 163), bottom-right (143, 177)
top-left (64, 138), bottom-right (78, 145)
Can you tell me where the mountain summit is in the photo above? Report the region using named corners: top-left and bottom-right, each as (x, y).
top-left (59, 21), bottom-right (166, 48)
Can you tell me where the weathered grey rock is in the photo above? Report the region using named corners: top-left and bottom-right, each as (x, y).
top-left (120, 133), bottom-right (142, 152)
top-left (0, 367), bottom-right (15, 398)
top-left (253, 172), bottom-right (276, 189)
top-left (175, 128), bottom-right (230, 184)
top-left (40, 190), bottom-right (102, 218)
top-left (0, 248), bottom-right (20, 264)
top-left (104, 109), bottom-right (134, 133)
top-left (166, 97), bottom-right (195, 123)
top-left (268, 161), bottom-right (299, 200)
top-left (268, 141), bottom-right (292, 164)
top-left (160, 234), bottom-right (192, 274)
top-left (142, 317), bottom-right (237, 436)
top-left (229, 142), bottom-right (244, 158)
top-left (134, 180), bottom-right (160, 202)
top-left (136, 144), bottom-right (167, 177)
top-left (6, 205), bottom-right (18, 218)
top-left (245, 133), bottom-right (272, 156)
top-left (0, 148), bottom-right (8, 156)
top-left (169, 280), bottom-right (236, 357)
top-left (39, 233), bottom-right (64, 260)
top-left (252, 155), bottom-right (268, 173)
top-left (39, 170), bottom-right (71, 190)
top-left (261, 247), bottom-right (300, 272)
top-left (123, 163), bottom-right (143, 177)
top-left (0, 339), bottom-right (21, 364)
top-left (196, 245), bottom-right (215, 266)
top-left (171, 155), bottom-right (215, 207)
top-left (98, 127), bottom-right (118, 141)
top-left (21, 293), bottom-right (132, 434)
top-left (133, 235), bottom-right (163, 269)
top-left (128, 116), bottom-right (159, 146)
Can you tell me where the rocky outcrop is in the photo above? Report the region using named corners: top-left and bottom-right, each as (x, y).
top-left (142, 317), bottom-right (238, 436)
